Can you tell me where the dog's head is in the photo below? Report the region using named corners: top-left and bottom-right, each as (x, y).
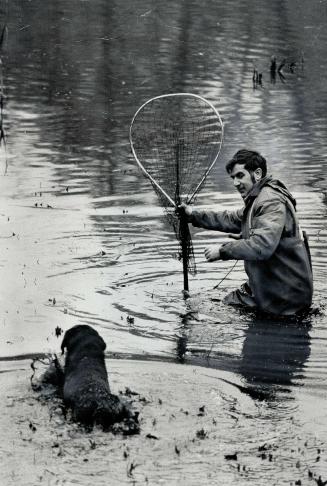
top-left (61, 325), bottom-right (106, 355)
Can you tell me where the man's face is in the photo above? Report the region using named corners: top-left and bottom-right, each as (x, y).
top-left (229, 163), bottom-right (256, 199)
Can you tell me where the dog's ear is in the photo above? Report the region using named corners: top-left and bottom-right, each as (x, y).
top-left (99, 336), bottom-right (106, 351)
top-left (61, 326), bottom-right (75, 354)
top-left (61, 334), bottom-right (68, 354)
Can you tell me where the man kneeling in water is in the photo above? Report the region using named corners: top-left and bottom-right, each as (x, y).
top-left (181, 149), bottom-right (313, 316)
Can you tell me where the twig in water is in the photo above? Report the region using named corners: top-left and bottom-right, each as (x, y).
top-left (213, 260), bottom-right (239, 289)
top-left (206, 342), bottom-right (214, 360)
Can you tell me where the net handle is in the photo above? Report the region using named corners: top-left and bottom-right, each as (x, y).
top-left (129, 92), bottom-right (224, 208)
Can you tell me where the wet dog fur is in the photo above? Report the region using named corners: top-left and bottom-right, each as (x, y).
top-left (61, 324), bottom-right (128, 428)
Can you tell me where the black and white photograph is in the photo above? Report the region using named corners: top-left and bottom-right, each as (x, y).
top-left (0, 1), bottom-right (327, 484)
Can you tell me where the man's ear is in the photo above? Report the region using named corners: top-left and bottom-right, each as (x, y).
top-left (254, 168), bottom-right (263, 181)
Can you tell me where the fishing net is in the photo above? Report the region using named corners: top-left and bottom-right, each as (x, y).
top-left (129, 93), bottom-right (223, 290)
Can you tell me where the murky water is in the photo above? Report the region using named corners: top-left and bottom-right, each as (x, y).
top-left (1, 0), bottom-right (327, 484)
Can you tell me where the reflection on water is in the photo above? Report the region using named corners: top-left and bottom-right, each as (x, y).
top-left (239, 317), bottom-right (311, 398)
top-left (177, 302), bottom-right (313, 401)
top-left (0, 0), bottom-right (327, 480)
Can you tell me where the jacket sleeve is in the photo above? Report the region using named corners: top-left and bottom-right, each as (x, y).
top-left (190, 208), bottom-right (243, 234)
top-left (219, 197), bottom-right (287, 261)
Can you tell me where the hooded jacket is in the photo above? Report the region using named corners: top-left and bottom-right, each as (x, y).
top-left (190, 176), bottom-right (313, 315)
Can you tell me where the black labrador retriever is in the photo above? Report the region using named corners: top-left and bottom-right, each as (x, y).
top-left (61, 324), bottom-right (128, 428)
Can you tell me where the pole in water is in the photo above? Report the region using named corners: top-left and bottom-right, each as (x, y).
top-left (175, 140), bottom-right (189, 292)
top-left (180, 214), bottom-right (189, 292)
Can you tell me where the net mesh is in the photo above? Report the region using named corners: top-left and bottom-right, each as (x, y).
top-left (130, 93), bottom-right (223, 278)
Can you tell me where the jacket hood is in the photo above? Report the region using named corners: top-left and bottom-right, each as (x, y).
top-left (244, 175), bottom-right (297, 208)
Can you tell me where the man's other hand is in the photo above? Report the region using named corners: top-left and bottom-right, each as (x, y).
top-left (177, 203), bottom-right (193, 219)
top-left (204, 246), bottom-right (221, 262)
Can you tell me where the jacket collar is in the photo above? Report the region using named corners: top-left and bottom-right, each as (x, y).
top-left (243, 175), bottom-right (296, 208)
top-left (243, 175), bottom-right (273, 206)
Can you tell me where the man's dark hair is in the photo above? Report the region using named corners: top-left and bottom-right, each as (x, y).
top-left (225, 149), bottom-right (267, 177)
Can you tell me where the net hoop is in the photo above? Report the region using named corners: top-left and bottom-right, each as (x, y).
top-left (129, 92), bottom-right (224, 207)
